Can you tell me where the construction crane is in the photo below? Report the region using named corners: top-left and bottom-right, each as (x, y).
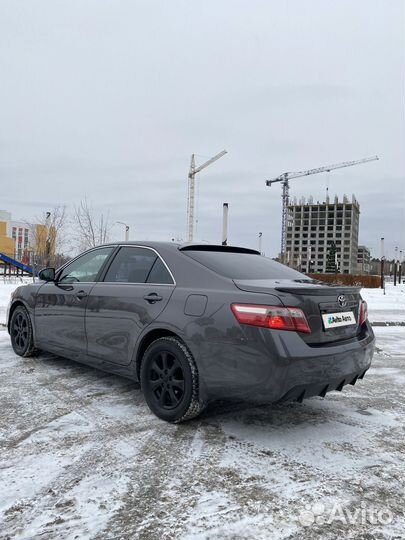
top-left (187, 150), bottom-right (227, 242)
top-left (265, 156), bottom-right (379, 260)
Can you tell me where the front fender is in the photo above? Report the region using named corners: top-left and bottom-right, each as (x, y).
top-left (7, 283), bottom-right (43, 338)
top-left (7, 298), bottom-right (32, 333)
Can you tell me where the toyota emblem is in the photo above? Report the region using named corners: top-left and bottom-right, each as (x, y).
top-left (337, 294), bottom-right (347, 308)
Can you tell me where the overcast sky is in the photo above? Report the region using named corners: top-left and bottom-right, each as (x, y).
top-left (1, 0), bottom-right (404, 258)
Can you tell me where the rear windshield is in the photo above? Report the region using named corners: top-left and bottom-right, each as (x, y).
top-left (183, 250), bottom-right (306, 280)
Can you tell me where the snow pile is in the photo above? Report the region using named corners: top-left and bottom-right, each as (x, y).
top-left (361, 282), bottom-right (405, 324)
top-left (0, 283), bottom-right (22, 326)
top-left (0, 277), bottom-right (33, 325)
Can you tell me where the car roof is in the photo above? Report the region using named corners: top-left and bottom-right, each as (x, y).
top-left (98, 241), bottom-right (260, 255)
top-left (99, 241), bottom-right (180, 249)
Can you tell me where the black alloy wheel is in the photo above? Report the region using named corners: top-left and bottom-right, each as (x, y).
top-left (10, 306), bottom-right (37, 357)
top-left (148, 350), bottom-right (185, 410)
top-left (140, 336), bottom-right (204, 423)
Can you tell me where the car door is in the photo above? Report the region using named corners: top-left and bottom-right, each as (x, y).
top-left (85, 246), bottom-right (175, 366)
top-left (34, 246), bottom-right (115, 358)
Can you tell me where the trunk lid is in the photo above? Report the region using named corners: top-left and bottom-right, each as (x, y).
top-left (233, 278), bottom-right (362, 345)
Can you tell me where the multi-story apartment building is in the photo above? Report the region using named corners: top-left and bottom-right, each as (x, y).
top-left (357, 245), bottom-right (371, 275)
top-left (0, 211), bottom-right (15, 258)
top-left (285, 194), bottom-right (360, 274)
top-left (0, 210), bottom-right (55, 264)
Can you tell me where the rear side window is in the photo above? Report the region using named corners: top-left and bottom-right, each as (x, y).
top-left (147, 257), bottom-right (173, 284)
top-left (182, 250), bottom-right (305, 280)
top-left (104, 246), bottom-right (174, 284)
top-left (104, 247), bottom-right (157, 283)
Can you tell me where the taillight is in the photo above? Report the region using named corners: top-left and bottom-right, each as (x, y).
top-left (359, 300), bottom-right (368, 326)
top-left (231, 304), bottom-right (311, 334)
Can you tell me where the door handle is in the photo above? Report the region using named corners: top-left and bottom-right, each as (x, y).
top-left (143, 293), bottom-right (163, 304)
top-left (76, 290), bottom-right (88, 300)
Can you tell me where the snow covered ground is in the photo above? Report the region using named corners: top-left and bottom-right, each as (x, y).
top-left (0, 280), bottom-right (404, 539)
top-left (0, 277), bottom-right (32, 328)
top-left (361, 281), bottom-right (405, 324)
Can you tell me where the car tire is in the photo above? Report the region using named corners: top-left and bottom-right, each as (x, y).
top-left (140, 336), bottom-right (205, 423)
top-left (10, 305), bottom-right (39, 358)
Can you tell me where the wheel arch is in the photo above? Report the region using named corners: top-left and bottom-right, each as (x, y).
top-left (135, 328), bottom-right (184, 380)
top-left (8, 300), bottom-right (30, 333)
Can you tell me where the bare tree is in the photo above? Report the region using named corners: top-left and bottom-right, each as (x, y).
top-left (73, 198), bottom-right (111, 251)
top-left (25, 205), bottom-right (68, 268)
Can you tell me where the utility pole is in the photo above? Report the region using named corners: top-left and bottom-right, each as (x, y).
top-left (399, 251), bottom-right (403, 284)
top-left (222, 203), bottom-right (229, 246)
top-left (187, 150), bottom-right (227, 242)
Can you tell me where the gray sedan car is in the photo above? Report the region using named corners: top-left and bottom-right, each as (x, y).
top-left (8, 242), bottom-right (375, 422)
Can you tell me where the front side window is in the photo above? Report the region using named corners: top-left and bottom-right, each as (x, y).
top-left (58, 247), bottom-right (113, 283)
top-left (104, 247), bottom-right (174, 284)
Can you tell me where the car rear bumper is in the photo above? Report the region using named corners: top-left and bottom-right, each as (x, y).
top-left (196, 323), bottom-right (375, 403)
top-left (277, 368), bottom-right (369, 403)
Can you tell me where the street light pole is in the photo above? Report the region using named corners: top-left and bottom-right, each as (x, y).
top-left (394, 246), bottom-right (398, 286)
top-left (116, 221), bottom-right (130, 242)
top-left (222, 203), bottom-right (229, 246)
top-left (45, 211), bottom-right (51, 267)
top-left (380, 237), bottom-right (385, 293)
top-left (258, 232), bottom-right (263, 255)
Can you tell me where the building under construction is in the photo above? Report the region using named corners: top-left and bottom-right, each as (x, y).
top-left (285, 194), bottom-right (360, 274)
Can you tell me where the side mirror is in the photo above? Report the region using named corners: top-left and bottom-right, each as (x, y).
top-left (38, 267), bottom-right (56, 282)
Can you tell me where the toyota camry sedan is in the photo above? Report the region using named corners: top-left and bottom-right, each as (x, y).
top-left (7, 242), bottom-right (375, 422)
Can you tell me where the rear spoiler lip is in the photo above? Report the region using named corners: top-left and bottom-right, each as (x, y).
top-left (274, 285), bottom-right (362, 295)
top-left (233, 279), bottom-right (362, 296)
top-left (179, 244), bottom-right (260, 255)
